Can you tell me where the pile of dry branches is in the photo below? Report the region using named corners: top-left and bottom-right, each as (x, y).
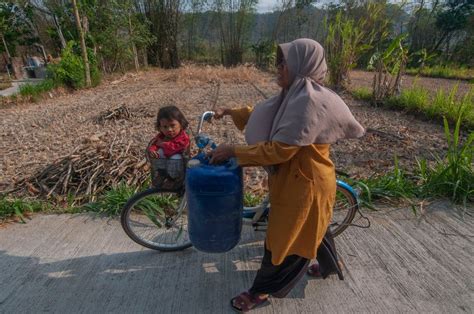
top-left (13, 137), bottom-right (149, 203)
top-left (95, 105), bottom-right (134, 123)
top-left (95, 105), bottom-right (154, 124)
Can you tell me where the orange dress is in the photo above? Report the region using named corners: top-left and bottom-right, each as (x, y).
top-left (230, 107), bottom-right (336, 265)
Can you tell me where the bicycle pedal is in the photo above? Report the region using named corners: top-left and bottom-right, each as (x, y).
top-left (253, 222), bottom-right (268, 231)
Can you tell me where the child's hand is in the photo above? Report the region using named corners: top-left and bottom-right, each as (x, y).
top-left (148, 150), bottom-right (160, 159)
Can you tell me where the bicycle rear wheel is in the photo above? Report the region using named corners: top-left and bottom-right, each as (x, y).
top-left (120, 188), bottom-right (192, 251)
top-left (330, 182), bottom-right (359, 237)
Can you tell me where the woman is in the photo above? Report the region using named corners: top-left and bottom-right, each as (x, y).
top-left (210, 38), bottom-right (365, 312)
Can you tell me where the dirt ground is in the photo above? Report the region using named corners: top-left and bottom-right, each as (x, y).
top-left (0, 66), bottom-right (467, 195)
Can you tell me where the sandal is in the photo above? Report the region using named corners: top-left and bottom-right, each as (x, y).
top-left (230, 291), bottom-right (269, 313)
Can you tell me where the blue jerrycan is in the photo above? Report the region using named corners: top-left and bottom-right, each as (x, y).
top-left (186, 155), bottom-right (243, 253)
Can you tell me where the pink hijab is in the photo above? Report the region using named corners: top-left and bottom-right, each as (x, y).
top-left (245, 38), bottom-right (365, 146)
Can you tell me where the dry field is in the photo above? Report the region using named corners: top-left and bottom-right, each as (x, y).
top-left (349, 70), bottom-right (473, 96)
top-left (0, 66), bottom-right (461, 199)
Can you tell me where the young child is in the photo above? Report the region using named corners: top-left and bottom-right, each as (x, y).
top-left (147, 105), bottom-right (190, 188)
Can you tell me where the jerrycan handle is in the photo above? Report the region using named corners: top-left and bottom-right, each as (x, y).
top-left (225, 157), bottom-right (239, 170)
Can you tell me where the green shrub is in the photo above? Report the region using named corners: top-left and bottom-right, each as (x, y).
top-left (49, 41), bottom-right (101, 89)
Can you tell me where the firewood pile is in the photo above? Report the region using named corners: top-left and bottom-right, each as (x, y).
top-left (95, 105), bottom-right (154, 124)
top-left (13, 137), bottom-right (149, 203)
top-left (95, 105), bottom-right (133, 123)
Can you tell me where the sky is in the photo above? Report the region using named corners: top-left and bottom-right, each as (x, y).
top-left (256, 0), bottom-right (335, 12)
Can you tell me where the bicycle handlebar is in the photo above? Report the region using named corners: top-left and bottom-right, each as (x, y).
top-left (196, 111), bottom-right (215, 135)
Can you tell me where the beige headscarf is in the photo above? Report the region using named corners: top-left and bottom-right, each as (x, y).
top-left (245, 38), bottom-right (365, 146)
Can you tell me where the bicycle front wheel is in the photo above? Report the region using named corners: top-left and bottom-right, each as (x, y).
top-left (330, 182), bottom-right (359, 237)
top-left (120, 188), bottom-right (192, 251)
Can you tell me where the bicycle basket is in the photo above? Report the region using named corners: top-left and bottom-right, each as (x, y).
top-left (149, 157), bottom-right (186, 189)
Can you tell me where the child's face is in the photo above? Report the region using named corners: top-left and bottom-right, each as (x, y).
top-left (159, 118), bottom-right (181, 138)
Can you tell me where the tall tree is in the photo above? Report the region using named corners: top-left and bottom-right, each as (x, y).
top-left (183, 0), bottom-right (207, 60)
top-left (215, 0), bottom-right (257, 66)
top-left (144, 0), bottom-right (182, 68)
top-left (71, 0), bottom-right (91, 86)
top-left (434, 0), bottom-right (473, 55)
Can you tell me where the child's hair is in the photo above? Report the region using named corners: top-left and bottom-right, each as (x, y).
top-left (156, 105), bottom-right (189, 130)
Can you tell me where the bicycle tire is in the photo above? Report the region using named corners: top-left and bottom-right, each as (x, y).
top-left (330, 182), bottom-right (359, 237)
top-left (120, 188), bottom-right (192, 251)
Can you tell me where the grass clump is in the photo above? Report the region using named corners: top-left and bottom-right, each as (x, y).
top-left (353, 112), bottom-right (473, 210)
top-left (417, 116), bottom-right (473, 206)
top-left (385, 85), bottom-right (473, 129)
top-left (406, 66), bottom-right (474, 80)
top-left (387, 86), bottom-right (430, 111)
top-left (244, 192), bottom-right (263, 207)
top-left (352, 87), bottom-right (373, 101)
top-left (354, 157), bottom-right (417, 207)
top-left (426, 87), bottom-right (474, 125)
top-left (0, 197), bottom-right (52, 223)
top-left (19, 80), bottom-right (58, 100)
top-left (81, 183), bottom-right (137, 216)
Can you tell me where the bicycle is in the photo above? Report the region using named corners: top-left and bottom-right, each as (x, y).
top-left (121, 111), bottom-right (364, 251)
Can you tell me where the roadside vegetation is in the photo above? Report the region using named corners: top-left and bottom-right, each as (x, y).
top-left (354, 113), bottom-right (473, 212)
top-left (352, 85), bottom-right (474, 129)
top-left (406, 66), bottom-right (474, 81)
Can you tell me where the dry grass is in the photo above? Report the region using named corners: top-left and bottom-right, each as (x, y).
top-left (0, 81), bottom-right (12, 91)
top-left (160, 64), bottom-right (270, 84)
top-left (0, 66), bottom-right (461, 199)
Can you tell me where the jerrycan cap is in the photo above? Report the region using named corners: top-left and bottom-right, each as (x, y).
top-left (187, 159), bottom-right (201, 168)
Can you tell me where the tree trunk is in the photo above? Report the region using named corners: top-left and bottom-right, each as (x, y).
top-left (72, 0), bottom-right (91, 87)
top-left (53, 14), bottom-right (67, 49)
top-left (142, 49), bottom-right (148, 67)
top-left (128, 13), bottom-right (139, 71)
top-left (1, 34), bottom-right (13, 78)
top-left (1, 34), bottom-right (11, 59)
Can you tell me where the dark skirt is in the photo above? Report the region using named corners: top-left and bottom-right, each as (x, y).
top-left (249, 230), bottom-right (343, 298)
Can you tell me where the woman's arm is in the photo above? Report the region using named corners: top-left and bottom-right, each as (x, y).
top-left (210, 141), bottom-right (300, 166)
top-left (234, 142), bottom-right (300, 167)
top-left (215, 106), bottom-right (253, 131)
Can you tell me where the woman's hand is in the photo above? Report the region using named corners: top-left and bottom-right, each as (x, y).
top-left (213, 108), bottom-right (230, 120)
top-left (209, 144), bottom-right (235, 164)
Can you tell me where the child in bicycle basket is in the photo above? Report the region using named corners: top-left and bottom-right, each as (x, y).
top-left (147, 105), bottom-right (190, 189)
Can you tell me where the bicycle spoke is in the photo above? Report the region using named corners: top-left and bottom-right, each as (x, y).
top-left (122, 189), bottom-right (191, 250)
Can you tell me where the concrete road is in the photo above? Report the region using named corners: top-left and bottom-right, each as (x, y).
top-left (0, 204), bottom-right (472, 313)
